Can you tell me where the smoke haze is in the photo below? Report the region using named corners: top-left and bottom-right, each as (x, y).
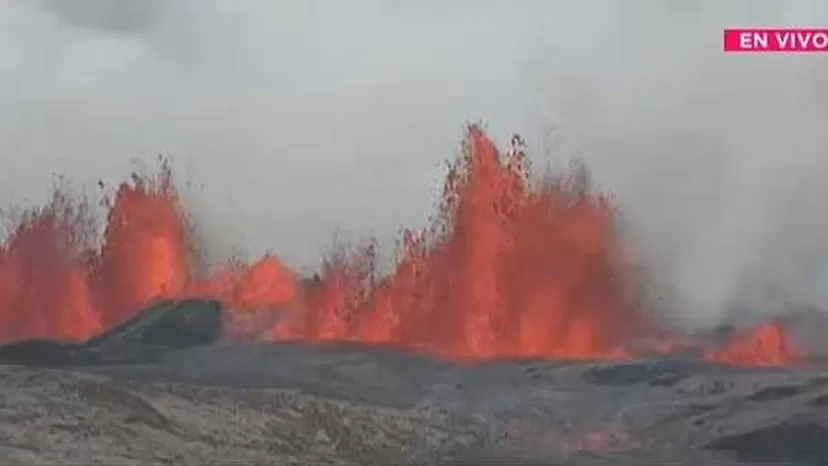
top-left (1, 0), bottom-right (828, 329)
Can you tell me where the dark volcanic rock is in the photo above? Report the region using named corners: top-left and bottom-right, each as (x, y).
top-left (0, 339), bottom-right (79, 367)
top-left (704, 421), bottom-right (828, 465)
top-left (582, 360), bottom-right (698, 387)
top-left (808, 392), bottom-right (828, 407)
top-left (0, 298), bottom-right (224, 368)
top-left (745, 385), bottom-right (802, 403)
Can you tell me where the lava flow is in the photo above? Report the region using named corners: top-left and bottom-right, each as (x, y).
top-left (0, 125), bottom-right (798, 366)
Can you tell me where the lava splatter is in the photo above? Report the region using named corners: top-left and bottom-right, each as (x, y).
top-left (0, 126), bottom-right (799, 367)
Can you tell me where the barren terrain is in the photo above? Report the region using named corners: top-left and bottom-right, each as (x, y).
top-left (2, 339), bottom-right (827, 465)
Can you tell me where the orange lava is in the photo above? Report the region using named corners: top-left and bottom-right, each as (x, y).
top-left (92, 165), bottom-right (192, 328)
top-left (0, 125), bottom-right (799, 367)
top-left (704, 320), bottom-right (797, 367)
top-left (0, 190), bottom-right (100, 341)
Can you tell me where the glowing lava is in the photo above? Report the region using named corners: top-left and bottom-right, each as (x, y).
top-left (0, 190), bottom-right (100, 341)
top-left (704, 320), bottom-right (797, 367)
top-left (92, 166), bottom-right (192, 328)
top-left (0, 125), bottom-right (800, 367)
top-left (294, 128), bottom-right (642, 360)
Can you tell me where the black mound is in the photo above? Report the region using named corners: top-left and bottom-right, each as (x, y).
top-left (0, 298), bottom-right (224, 368)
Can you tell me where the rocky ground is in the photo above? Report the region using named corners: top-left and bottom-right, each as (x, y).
top-left (1, 300), bottom-right (827, 465)
top-left (1, 345), bottom-right (827, 465)
top-left (0, 365), bottom-right (471, 465)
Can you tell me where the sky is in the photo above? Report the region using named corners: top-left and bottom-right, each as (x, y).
top-left (2, 0), bottom-right (828, 328)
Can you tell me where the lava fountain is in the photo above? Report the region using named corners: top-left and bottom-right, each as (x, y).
top-left (0, 125), bottom-right (797, 366)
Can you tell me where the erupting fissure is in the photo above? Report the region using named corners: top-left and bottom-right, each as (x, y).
top-left (0, 126), bottom-right (797, 367)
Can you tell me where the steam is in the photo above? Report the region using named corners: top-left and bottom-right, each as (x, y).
top-left (1, 0), bottom-right (828, 330)
top-left (535, 3), bottom-right (828, 328)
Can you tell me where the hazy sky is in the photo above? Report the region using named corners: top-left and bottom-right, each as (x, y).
top-left (2, 0), bottom-right (828, 328)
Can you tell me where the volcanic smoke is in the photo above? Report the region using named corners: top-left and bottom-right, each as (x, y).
top-left (0, 125), bottom-right (796, 367)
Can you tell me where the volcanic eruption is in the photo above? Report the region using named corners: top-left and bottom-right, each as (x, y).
top-left (0, 125), bottom-right (797, 367)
